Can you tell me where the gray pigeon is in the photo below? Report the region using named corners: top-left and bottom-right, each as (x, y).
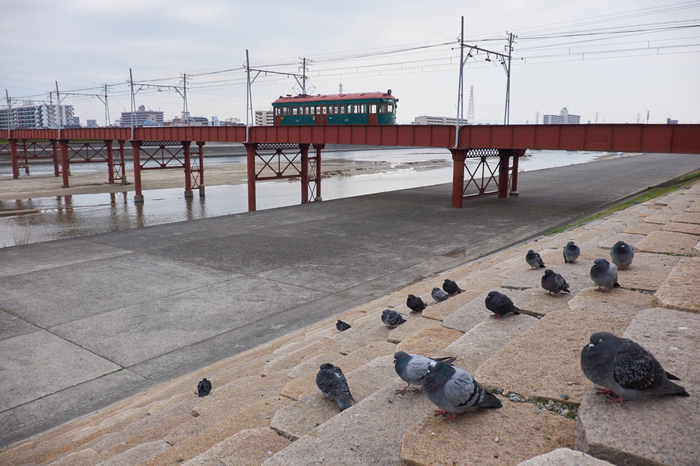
top-left (316, 363), bottom-right (355, 411)
top-left (424, 361), bottom-right (502, 420)
top-left (393, 351), bottom-right (457, 395)
top-left (196, 378), bottom-right (212, 397)
top-left (541, 269), bottom-right (570, 296)
top-left (336, 319), bottom-right (351, 331)
top-left (484, 291), bottom-right (521, 318)
top-left (526, 250), bottom-right (546, 269)
top-left (432, 287), bottom-right (449, 303)
top-left (610, 241), bottom-right (634, 270)
top-left (563, 241), bottom-right (581, 263)
top-left (381, 309), bottom-right (406, 328)
top-left (442, 279), bottom-right (464, 296)
top-left (581, 332), bottom-right (689, 405)
top-left (406, 294), bottom-right (427, 313)
top-left (590, 258), bottom-right (620, 292)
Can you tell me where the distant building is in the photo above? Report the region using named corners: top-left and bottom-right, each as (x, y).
top-left (413, 115), bottom-right (469, 125)
top-left (543, 108), bottom-right (580, 125)
top-left (666, 118), bottom-right (678, 124)
top-left (188, 116), bottom-right (209, 126)
top-left (86, 119), bottom-right (98, 128)
top-left (120, 105), bottom-right (164, 127)
top-left (0, 101), bottom-right (77, 129)
top-left (255, 110), bottom-right (274, 126)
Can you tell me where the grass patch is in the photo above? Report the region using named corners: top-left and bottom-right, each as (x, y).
top-left (546, 170), bottom-right (700, 236)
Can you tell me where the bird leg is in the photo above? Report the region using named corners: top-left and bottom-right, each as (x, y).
top-left (595, 388), bottom-right (615, 396)
top-left (395, 384), bottom-right (410, 395)
top-left (606, 396), bottom-right (624, 406)
top-left (490, 314), bottom-right (502, 319)
top-left (434, 410), bottom-right (458, 421)
top-left (412, 387), bottom-right (424, 394)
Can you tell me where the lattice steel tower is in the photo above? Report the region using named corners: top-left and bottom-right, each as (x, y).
top-left (467, 85), bottom-right (475, 124)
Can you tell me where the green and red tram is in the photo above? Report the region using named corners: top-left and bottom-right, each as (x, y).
top-left (272, 90), bottom-right (397, 126)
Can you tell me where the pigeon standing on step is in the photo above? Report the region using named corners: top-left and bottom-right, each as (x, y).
top-left (406, 294), bottom-right (427, 313)
top-left (541, 269), bottom-right (571, 296)
top-left (336, 319), bottom-right (351, 331)
top-left (424, 361), bottom-right (502, 421)
top-left (316, 363), bottom-right (355, 412)
top-left (526, 250), bottom-right (546, 269)
top-left (581, 332), bottom-right (689, 405)
top-left (381, 309), bottom-right (406, 328)
top-left (442, 279), bottom-right (464, 296)
top-left (590, 258), bottom-right (620, 292)
top-left (431, 287), bottom-right (449, 303)
top-left (196, 378), bottom-right (212, 397)
top-left (393, 351), bottom-right (457, 395)
top-left (610, 241), bottom-right (634, 270)
top-left (484, 291), bottom-right (521, 318)
top-left (563, 241), bottom-right (581, 263)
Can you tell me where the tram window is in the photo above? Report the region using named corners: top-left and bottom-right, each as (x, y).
top-left (378, 104), bottom-right (386, 114)
top-left (292, 107), bottom-right (298, 115)
top-left (274, 108), bottom-right (280, 116)
top-left (322, 106), bottom-right (327, 114)
top-left (282, 107), bottom-right (289, 116)
top-left (387, 104), bottom-right (394, 113)
top-left (334, 105), bottom-right (340, 114)
top-left (310, 106), bottom-right (315, 115)
top-left (369, 104), bottom-right (377, 113)
top-left (316, 106), bottom-right (321, 114)
top-left (305, 107), bottom-right (310, 115)
top-left (340, 106), bottom-right (345, 114)
top-left (361, 104), bottom-right (366, 113)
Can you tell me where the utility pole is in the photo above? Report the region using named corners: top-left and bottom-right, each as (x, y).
top-left (467, 85), bottom-right (475, 124)
top-left (55, 81), bottom-right (61, 139)
top-left (246, 49), bottom-right (253, 141)
top-left (104, 84), bottom-right (110, 127)
top-left (455, 16), bottom-right (465, 147)
top-left (129, 68), bottom-right (135, 140)
top-left (300, 57), bottom-right (307, 95)
top-left (504, 31), bottom-right (516, 125)
top-left (181, 73), bottom-right (189, 124)
top-left (5, 90), bottom-right (13, 131)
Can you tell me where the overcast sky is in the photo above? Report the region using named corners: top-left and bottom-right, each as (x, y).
top-left (2, 0), bottom-right (699, 126)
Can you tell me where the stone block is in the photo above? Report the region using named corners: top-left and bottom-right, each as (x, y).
top-left (270, 356), bottom-right (397, 441)
top-left (183, 427), bottom-right (290, 466)
top-left (512, 288), bottom-right (576, 317)
top-left (517, 448), bottom-right (614, 465)
top-left (262, 339), bottom-right (342, 377)
top-left (475, 308), bottom-right (634, 405)
top-left (655, 257), bottom-right (700, 313)
top-left (422, 289), bottom-right (482, 321)
top-left (610, 252), bottom-right (680, 291)
top-left (443, 288), bottom-right (521, 332)
top-left (662, 221), bottom-right (700, 236)
top-left (386, 316), bottom-right (442, 344)
top-left (568, 288), bottom-right (656, 318)
top-left (98, 440), bottom-right (170, 466)
top-left (623, 222), bottom-right (662, 236)
top-left (575, 308), bottom-right (700, 466)
top-left (45, 448), bottom-right (100, 465)
top-left (440, 313), bottom-right (539, 374)
top-left (597, 233), bottom-right (646, 250)
top-left (399, 401), bottom-right (576, 466)
top-left (634, 230), bottom-right (699, 256)
top-left (643, 209), bottom-right (676, 225)
top-left (395, 327), bottom-right (463, 358)
top-left (670, 211), bottom-right (700, 225)
top-left (265, 381), bottom-right (435, 465)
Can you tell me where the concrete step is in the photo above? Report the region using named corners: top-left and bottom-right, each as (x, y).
top-left (516, 448), bottom-right (614, 465)
top-left (443, 288), bottom-right (523, 332)
top-left (575, 307), bottom-right (700, 466)
top-left (395, 326), bottom-right (463, 358)
top-left (261, 338), bottom-right (343, 377)
top-left (265, 380), bottom-right (435, 465)
top-left (475, 307), bottom-right (637, 406)
top-left (97, 440), bottom-right (170, 466)
top-left (654, 257), bottom-right (700, 313)
top-left (182, 427), bottom-right (291, 466)
top-left (421, 289), bottom-right (484, 322)
top-left (138, 396), bottom-right (292, 466)
top-left (634, 230), bottom-right (699, 256)
top-left (399, 399), bottom-right (576, 466)
top-left (270, 355), bottom-right (397, 441)
top-left (280, 341), bottom-right (395, 400)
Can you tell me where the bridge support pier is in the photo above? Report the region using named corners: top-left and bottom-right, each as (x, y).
top-left (245, 143), bottom-right (257, 212)
top-left (131, 141), bottom-right (144, 203)
top-left (183, 141), bottom-right (193, 198)
top-left (59, 140), bottom-right (70, 188)
top-left (9, 139), bottom-right (19, 179)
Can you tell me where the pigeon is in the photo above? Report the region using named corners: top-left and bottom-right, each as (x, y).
top-left (563, 241), bottom-right (581, 263)
top-left (484, 291), bottom-right (521, 318)
top-left (526, 250), bottom-right (546, 269)
top-left (316, 363), bottom-right (355, 412)
top-left (393, 351), bottom-right (457, 395)
top-left (590, 258), bottom-right (620, 292)
top-left (336, 319), bottom-right (351, 331)
top-left (406, 294), bottom-right (427, 313)
top-left (442, 279), bottom-right (464, 296)
top-left (581, 332), bottom-right (689, 405)
top-left (541, 269), bottom-right (571, 296)
top-left (381, 309), bottom-right (406, 328)
top-left (196, 378), bottom-right (212, 397)
top-left (610, 241), bottom-right (634, 270)
top-left (424, 361), bottom-right (502, 421)
top-left (431, 287), bottom-right (449, 303)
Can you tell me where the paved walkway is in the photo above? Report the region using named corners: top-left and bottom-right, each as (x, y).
top-left (0, 152), bottom-right (699, 450)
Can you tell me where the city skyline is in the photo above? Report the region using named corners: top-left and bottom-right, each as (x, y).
top-left (2, 0), bottom-right (699, 126)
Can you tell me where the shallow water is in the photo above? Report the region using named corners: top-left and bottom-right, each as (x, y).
top-left (0, 148), bottom-right (611, 248)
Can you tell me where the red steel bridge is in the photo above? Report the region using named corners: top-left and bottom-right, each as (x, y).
top-left (2, 123), bottom-right (700, 210)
